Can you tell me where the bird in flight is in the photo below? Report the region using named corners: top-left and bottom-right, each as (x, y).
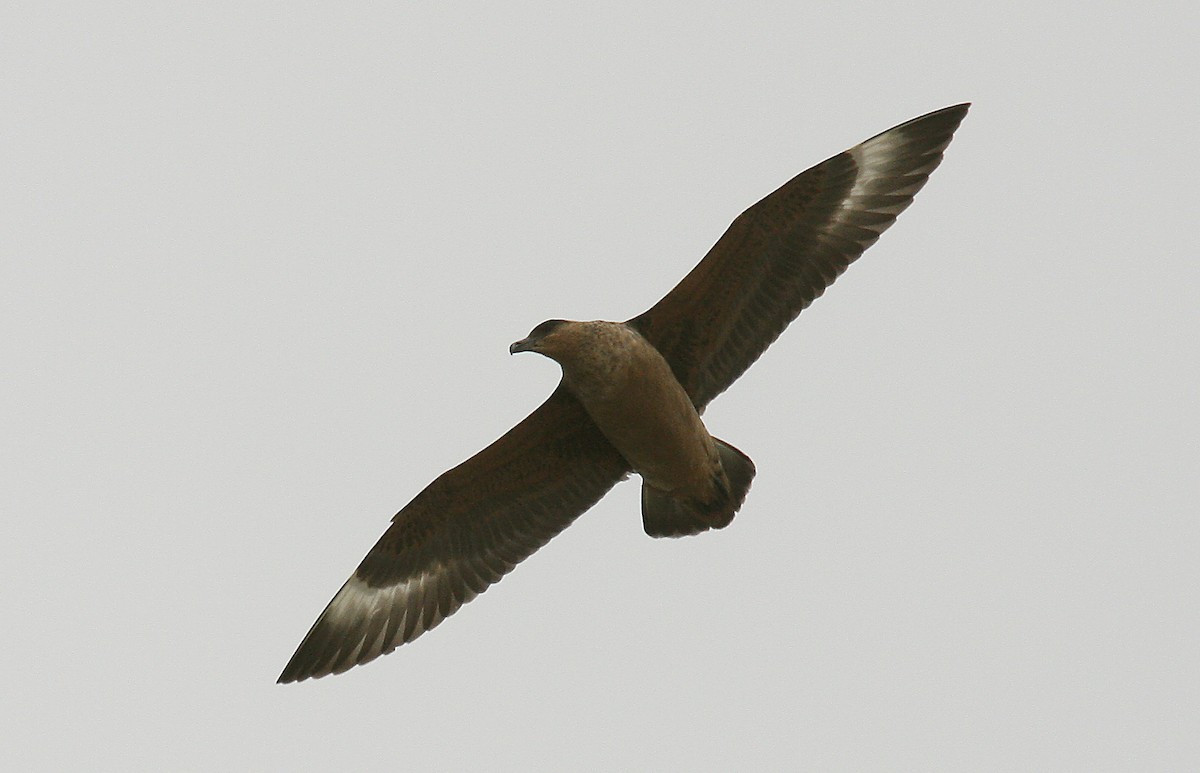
top-left (279, 103), bottom-right (969, 682)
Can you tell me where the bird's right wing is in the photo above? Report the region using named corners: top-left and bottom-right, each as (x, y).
top-left (629, 104), bottom-right (969, 410)
top-left (278, 384), bottom-right (629, 683)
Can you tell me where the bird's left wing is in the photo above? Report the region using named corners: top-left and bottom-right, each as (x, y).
top-left (278, 384), bottom-right (628, 682)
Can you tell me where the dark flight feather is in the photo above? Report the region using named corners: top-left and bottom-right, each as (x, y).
top-left (278, 386), bottom-right (628, 682)
top-left (629, 104), bottom-right (969, 409)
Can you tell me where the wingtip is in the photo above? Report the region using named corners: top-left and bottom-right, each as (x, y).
top-left (276, 658), bottom-right (312, 684)
top-left (912, 102), bottom-right (971, 128)
top-left (931, 102), bottom-right (971, 115)
top-left (946, 102), bottom-right (971, 120)
top-left (276, 662), bottom-right (309, 684)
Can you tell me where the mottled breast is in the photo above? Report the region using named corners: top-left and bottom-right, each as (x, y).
top-left (556, 322), bottom-right (717, 493)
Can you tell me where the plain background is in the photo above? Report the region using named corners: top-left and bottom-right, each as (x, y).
top-left (3, 2), bottom-right (1197, 770)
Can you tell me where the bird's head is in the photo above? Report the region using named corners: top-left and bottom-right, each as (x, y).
top-left (509, 319), bottom-right (571, 359)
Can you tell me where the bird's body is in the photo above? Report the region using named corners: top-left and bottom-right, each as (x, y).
top-left (279, 103), bottom-right (970, 683)
top-left (512, 319), bottom-right (754, 536)
top-left (531, 321), bottom-right (716, 495)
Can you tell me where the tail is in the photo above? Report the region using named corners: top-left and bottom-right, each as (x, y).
top-left (641, 438), bottom-right (756, 538)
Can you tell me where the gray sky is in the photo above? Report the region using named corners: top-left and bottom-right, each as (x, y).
top-left (3, 2), bottom-right (1197, 770)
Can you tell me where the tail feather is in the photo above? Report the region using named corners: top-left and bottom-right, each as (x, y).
top-left (715, 438), bottom-right (755, 513)
top-left (641, 438), bottom-right (756, 538)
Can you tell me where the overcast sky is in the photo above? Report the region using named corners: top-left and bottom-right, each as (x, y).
top-left (3, 2), bottom-right (1197, 770)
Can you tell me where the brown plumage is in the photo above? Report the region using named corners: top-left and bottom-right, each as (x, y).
top-left (278, 103), bottom-right (969, 683)
top-left (510, 319), bottom-right (756, 537)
